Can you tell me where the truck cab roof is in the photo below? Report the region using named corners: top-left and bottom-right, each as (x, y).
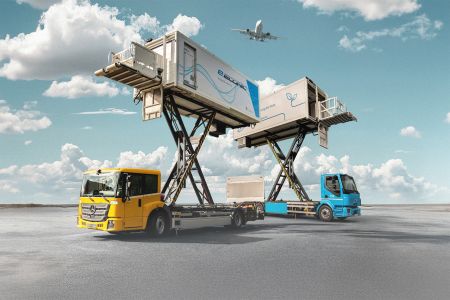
top-left (83, 168), bottom-right (160, 176)
top-left (321, 173), bottom-right (353, 177)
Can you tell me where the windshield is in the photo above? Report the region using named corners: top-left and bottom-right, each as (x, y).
top-left (341, 175), bottom-right (359, 194)
top-left (80, 172), bottom-right (120, 197)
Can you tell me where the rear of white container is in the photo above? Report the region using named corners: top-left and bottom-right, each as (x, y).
top-left (226, 176), bottom-right (265, 203)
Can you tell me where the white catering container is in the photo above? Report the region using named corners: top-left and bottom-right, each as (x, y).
top-left (233, 77), bottom-right (327, 147)
top-left (96, 31), bottom-right (260, 129)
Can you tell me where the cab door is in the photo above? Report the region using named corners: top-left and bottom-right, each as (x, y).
top-left (322, 175), bottom-right (342, 203)
top-left (124, 173), bottom-right (144, 229)
top-left (140, 173), bottom-right (160, 208)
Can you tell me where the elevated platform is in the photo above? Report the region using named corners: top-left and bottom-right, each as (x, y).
top-left (235, 116), bottom-right (318, 148)
top-left (233, 78), bottom-right (357, 148)
top-left (95, 31), bottom-right (260, 129)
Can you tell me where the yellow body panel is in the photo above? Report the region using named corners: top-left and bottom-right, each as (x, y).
top-left (77, 168), bottom-right (164, 233)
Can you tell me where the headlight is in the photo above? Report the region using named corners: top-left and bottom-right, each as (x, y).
top-left (110, 200), bottom-right (118, 205)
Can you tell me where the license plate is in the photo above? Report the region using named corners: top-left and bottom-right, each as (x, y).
top-left (87, 223), bottom-right (97, 229)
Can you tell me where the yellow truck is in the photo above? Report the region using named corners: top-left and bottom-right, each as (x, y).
top-left (77, 168), bottom-right (264, 236)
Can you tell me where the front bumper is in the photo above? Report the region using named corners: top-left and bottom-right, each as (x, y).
top-left (335, 207), bottom-right (361, 218)
top-left (77, 217), bottom-right (124, 232)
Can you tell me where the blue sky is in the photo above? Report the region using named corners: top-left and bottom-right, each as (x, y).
top-left (0, 0), bottom-right (449, 204)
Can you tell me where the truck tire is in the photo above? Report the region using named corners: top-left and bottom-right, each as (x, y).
top-left (231, 211), bottom-right (245, 229)
top-left (319, 205), bottom-right (333, 222)
top-left (146, 210), bottom-right (168, 237)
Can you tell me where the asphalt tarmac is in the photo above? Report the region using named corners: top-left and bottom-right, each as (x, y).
top-left (1, 205), bottom-right (449, 299)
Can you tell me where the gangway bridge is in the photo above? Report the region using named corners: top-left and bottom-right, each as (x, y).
top-left (233, 77), bottom-right (357, 216)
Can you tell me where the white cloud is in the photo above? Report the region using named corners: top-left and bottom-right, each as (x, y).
top-left (14, 144), bottom-right (112, 189)
top-left (24, 140), bottom-right (33, 146)
top-left (129, 13), bottom-right (161, 35)
top-left (0, 165), bottom-right (18, 175)
top-left (282, 146), bottom-right (447, 202)
top-left (23, 101), bottom-right (38, 110)
top-left (400, 126), bottom-right (421, 138)
top-left (0, 0), bottom-right (204, 80)
top-left (164, 14), bottom-right (204, 37)
top-left (298, 0), bottom-right (420, 21)
top-left (197, 131), bottom-right (274, 178)
top-left (337, 25), bottom-right (349, 32)
top-left (0, 135), bottom-right (448, 204)
top-left (0, 180), bottom-right (19, 193)
top-left (394, 149), bottom-right (410, 154)
top-left (0, 143), bottom-right (170, 203)
top-left (445, 112), bottom-right (450, 123)
top-left (339, 15), bottom-right (443, 52)
top-left (81, 126), bottom-right (92, 130)
top-left (16, 0), bottom-right (60, 9)
top-left (256, 77), bottom-right (285, 98)
top-left (75, 108), bottom-right (137, 115)
top-left (0, 100), bottom-right (51, 134)
top-left (117, 147), bottom-right (168, 169)
top-left (43, 75), bottom-right (125, 99)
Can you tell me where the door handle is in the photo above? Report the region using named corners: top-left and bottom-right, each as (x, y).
top-left (138, 199), bottom-right (142, 207)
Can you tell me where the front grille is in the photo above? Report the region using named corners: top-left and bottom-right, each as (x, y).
top-left (81, 203), bottom-right (110, 222)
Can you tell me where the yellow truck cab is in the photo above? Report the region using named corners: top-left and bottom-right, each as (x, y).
top-left (77, 168), bottom-right (264, 237)
top-left (77, 168), bottom-right (169, 236)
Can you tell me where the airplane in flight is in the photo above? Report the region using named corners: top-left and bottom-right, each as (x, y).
top-left (232, 20), bottom-right (280, 42)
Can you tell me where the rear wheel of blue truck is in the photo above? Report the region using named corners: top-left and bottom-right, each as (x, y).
top-left (146, 210), bottom-right (168, 237)
top-left (319, 205), bottom-right (333, 222)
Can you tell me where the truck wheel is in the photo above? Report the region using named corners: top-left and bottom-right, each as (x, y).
top-left (147, 211), bottom-right (168, 237)
top-left (231, 211), bottom-right (244, 229)
top-left (319, 205), bottom-right (333, 222)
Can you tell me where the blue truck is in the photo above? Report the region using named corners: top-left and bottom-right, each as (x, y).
top-left (265, 173), bottom-right (361, 222)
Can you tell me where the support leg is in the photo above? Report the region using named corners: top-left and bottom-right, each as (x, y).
top-left (267, 129), bottom-right (310, 202)
top-left (161, 94), bottom-right (216, 206)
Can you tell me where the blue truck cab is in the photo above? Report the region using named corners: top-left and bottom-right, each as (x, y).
top-left (264, 173), bottom-right (361, 221)
top-left (317, 173), bottom-right (361, 221)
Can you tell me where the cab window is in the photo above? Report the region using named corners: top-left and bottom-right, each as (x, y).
top-left (143, 174), bottom-right (158, 194)
top-left (325, 175), bottom-right (341, 196)
top-left (129, 174), bottom-right (144, 196)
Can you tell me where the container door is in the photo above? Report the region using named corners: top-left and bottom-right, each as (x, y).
top-left (124, 173), bottom-right (144, 229)
top-left (318, 123), bottom-right (328, 149)
top-left (183, 43), bottom-right (196, 89)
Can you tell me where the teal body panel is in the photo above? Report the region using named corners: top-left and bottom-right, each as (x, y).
top-left (265, 202), bottom-right (288, 215)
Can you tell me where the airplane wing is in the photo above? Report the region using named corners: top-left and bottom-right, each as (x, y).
top-left (264, 32), bottom-right (280, 40)
top-left (232, 29), bottom-right (256, 38)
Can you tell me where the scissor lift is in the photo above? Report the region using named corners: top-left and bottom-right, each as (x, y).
top-left (234, 78), bottom-right (357, 217)
top-left (95, 35), bottom-right (264, 230)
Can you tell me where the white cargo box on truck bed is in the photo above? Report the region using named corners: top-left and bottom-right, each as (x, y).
top-left (226, 176), bottom-right (265, 203)
top-left (96, 31), bottom-right (260, 129)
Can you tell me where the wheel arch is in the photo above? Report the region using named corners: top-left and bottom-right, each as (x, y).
top-left (317, 200), bottom-right (336, 212)
top-left (144, 205), bottom-right (171, 231)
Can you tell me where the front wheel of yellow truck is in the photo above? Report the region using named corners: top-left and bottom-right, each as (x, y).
top-left (146, 210), bottom-right (169, 237)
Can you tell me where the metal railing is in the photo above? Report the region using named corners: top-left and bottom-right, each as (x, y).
top-left (109, 45), bottom-right (133, 65)
top-left (320, 97), bottom-right (347, 120)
